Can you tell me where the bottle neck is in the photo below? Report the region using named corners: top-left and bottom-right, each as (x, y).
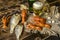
top-left (28, 0), bottom-right (35, 13)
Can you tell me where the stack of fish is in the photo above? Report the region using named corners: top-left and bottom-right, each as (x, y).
top-left (9, 4), bottom-right (28, 40)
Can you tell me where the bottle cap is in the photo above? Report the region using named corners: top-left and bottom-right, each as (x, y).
top-left (33, 1), bottom-right (43, 10)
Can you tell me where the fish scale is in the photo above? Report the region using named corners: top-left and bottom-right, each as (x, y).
top-left (15, 25), bottom-right (23, 40)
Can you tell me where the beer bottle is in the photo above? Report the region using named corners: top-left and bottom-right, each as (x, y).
top-left (28, 0), bottom-right (35, 12)
top-left (33, 1), bottom-right (43, 16)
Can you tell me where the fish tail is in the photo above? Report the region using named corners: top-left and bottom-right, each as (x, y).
top-left (10, 26), bottom-right (15, 34)
top-left (17, 36), bottom-right (20, 40)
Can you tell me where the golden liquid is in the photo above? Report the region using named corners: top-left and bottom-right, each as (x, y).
top-left (33, 8), bottom-right (42, 16)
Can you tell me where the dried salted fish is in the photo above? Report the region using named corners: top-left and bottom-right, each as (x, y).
top-left (9, 14), bottom-right (21, 34)
top-left (40, 28), bottom-right (58, 40)
top-left (51, 23), bottom-right (60, 36)
top-left (15, 25), bottom-right (23, 40)
top-left (50, 6), bottom-right (56, 16)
